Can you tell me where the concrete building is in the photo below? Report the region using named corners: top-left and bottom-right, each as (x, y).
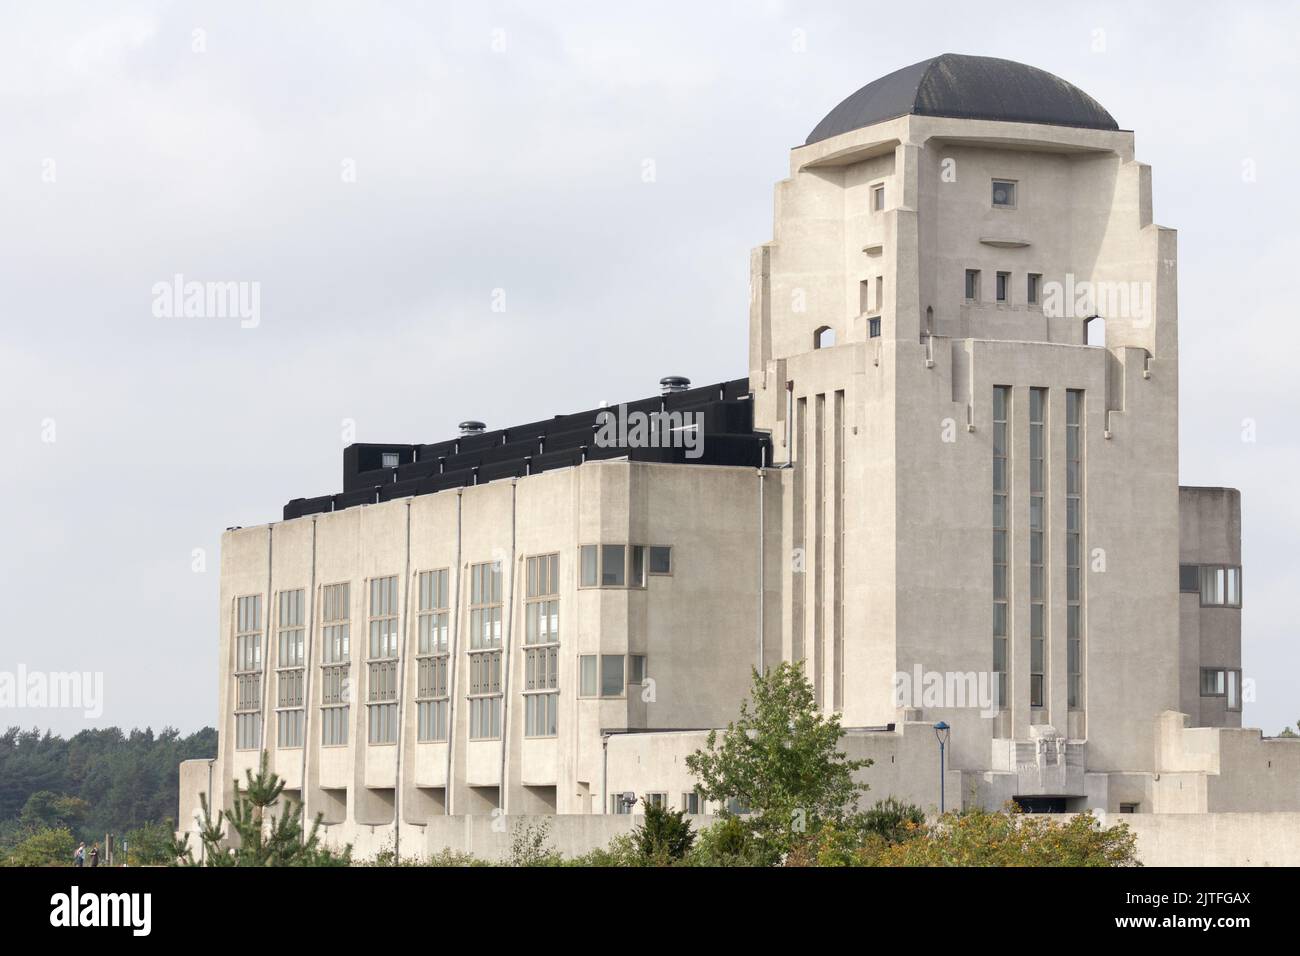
top-left (181, 54), bottom-right (1296, 854)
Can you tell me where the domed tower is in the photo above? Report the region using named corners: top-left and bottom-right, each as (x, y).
top-left (750, 54), bottom-right (1179, 802)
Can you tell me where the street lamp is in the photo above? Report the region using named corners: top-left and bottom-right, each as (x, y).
top-left (933, 721), bottom-right (951, 815)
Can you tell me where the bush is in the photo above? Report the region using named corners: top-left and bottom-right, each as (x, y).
top-left (508, 819), bottom-right (561, 867)
top-left (632, 801), bottom-right (695, 863)
top-left (860, 797), bottom-right (926, 844)
top-left (3, 826), bottom-right (75, 867)
top-left (685, 815), bottom-right (770, 867)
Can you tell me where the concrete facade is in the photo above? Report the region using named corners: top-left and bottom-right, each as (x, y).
top-left (180, 57), bottom-right (1299, 858)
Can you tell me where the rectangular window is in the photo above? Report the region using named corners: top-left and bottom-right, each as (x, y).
top-left (872, 184), bottom-right (885, 211)
top-left (645, 792), bottom-right (668, 809)
top-left (578, 544), bottom-right (646, 588)
top-left (648, 546), bottom-right (672, 575)
top-left (859, 279), bottom-right (872, 315)
top-left (965, 269), bottom-right (980, 302)
top-left (875, 276), bottom-right (883, 312)
top-left (366, 576), bottom-right (400, 744)
top-left (628, 654), bottom-right (646, 687)
top-left (1200, 566), bottom-right (1242, 607)
top-left (234, 594), bottom-right (263, 751)
top-left (992, 386), bottom-right (1010, 709)
top-left (580, 545), bottom-right (598, 587)
top-left (1201, 668), bottom-right (1226, 696)
top-left (579, 654), bottom-right (597, 697)
top-left (1227, 670), bottom-right (1241, 711)
top-left (868, 316), bottom-right (881, 338)
top-left (601, 545), bottom-right (625, 586)
top-left (1067, 390), bottom-right (1084, 709)
top-left (524, 553), bottom-right (560, 738)
top-left (468, 561), bottom-right (504, 739)
top-left (416, 569), bottom-right (450, 742)
top-left (681, 792), bottom-right (700, 814)
top-left (1027, 273), bottom-right (1041, 305)
top-left (992, 179), bottom-right (1017, 208)
top-left (275, 589), bottom-right (305, 748)
top-left (1179, 564), bottom-right (1201, 592)
top-left (629, 546), bottom-right (646, 588)
top-left (320, 583), bottom-right (351, 747)
top-left (996, 271), bottom-right (1010, 304)
top-left (1029, 388), bottom-right (1047, 709)
top-left (381, 451), bottom-right (400, 469)
top-left (600, 654), bottom-right (624, 697)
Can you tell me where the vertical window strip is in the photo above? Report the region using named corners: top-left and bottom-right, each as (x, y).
top-left (1066, 390), bottom-right (1083, 709)
top-left (813, 393), bottom-right (825, 710)
top-left (275, 589), bottom-right (305, 748)
top-left (468, 561), bottom-right (504, 739)
top-left (234, 594), bottom-right (262, 750)
top-left (415, 569), bottom-right (451, 742)
top-left (792, 396), bottom-right (806, 664)
top-left (833, 390), bottom-right (845, 712)
top-left (1029, 388), bottom-right (1046, 709)
top-left (523, 554), bottom-right (560, 738)
top-left (320, 583), bottom-right (350, 746)
top-left (992, 386), bottom-right (1010, 709)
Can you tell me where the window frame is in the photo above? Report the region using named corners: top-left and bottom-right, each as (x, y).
top-left (577, 544), bottom-right (649, 590)
top-left (965, 269), bottom-right (981, 303)
top-left (992, 178), bottom-right (1018, 209)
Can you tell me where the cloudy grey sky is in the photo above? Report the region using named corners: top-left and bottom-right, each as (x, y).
top-left (2, 0), bottom-right (1296, 737)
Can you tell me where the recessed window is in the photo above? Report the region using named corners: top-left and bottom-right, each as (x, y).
top-left (872, 184), bottom-right (885, 211)
top-left (868, 317), bottom-right (881, 338)
top-left (875, 276), bottom-right (883, 312)
top-left (1179, 564), bottom-right (1200, 593)
top-left (600, 654), bottom-right (625, 697)
top-left (814, 325), bottom-right (835, 349)
top-left (965, 269), bottom-right (980, 302)
top-left (1200, 566), bottom-right (1242, 607)
top-left (381, 452), bottom-right (400, 469)
top-left (1200, 668), bottom-right (1226, 696)
top-left (1119, 803), bottom-right (1139, 814)
top-left (681, 792), bottom-right (701, 814)
top-left (579, 544), bottom-right (647, 589)
top-left (648, 546), bottom-right (672, 575)
top-left (628, 654), bottom-right (646, 686)
top-left (992, 179), bottom-right (1017, 208)
top-left (996, 271), bottom-right (1010, 303)
top-left (579, 655), bottom-right (597, 697)
top-left (1027, 273), bottom-right (1041, 305)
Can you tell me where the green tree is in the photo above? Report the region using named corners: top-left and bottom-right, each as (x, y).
top-left (686, 662), bottom-right (870, 859)
top-left (124, 820), bottom-right (179, 866)
top-left (176, 752), bottom-right (350, 867)
top-left (19, 791), bottom-right (88, 831)
top-left (631, 800), bottom-right (695, 863)
top-left (3, 826), bottom-right (76, 867)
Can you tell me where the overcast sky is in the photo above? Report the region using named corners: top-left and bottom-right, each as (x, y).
top-left (2, 0), bottom-right (1297, 738)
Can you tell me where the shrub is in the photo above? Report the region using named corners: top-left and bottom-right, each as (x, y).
top-left (3, 826), bottom-right (75, 867)
top-left (631, 801), bottom-right (695, 863)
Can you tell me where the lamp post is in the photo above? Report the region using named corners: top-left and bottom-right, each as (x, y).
top-left (933, 721), bottom-right (951, 815)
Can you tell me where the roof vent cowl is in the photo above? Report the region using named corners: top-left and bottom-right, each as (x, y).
top-left (659, 376), bottom-right (691, 395)
top-left (458, 420), bottom-right (487, 436)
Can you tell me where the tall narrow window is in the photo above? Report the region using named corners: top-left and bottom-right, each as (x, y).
top-left (833, 390), bottom-right (845, 711)
top-left (1066, 390), bottom-right (1084, 709)
top-left (992, 387), bottom-right (1010, 709)
top-left (792, 397), bottom-right (806, 664)
top-left (872, 184), bottom-right (885, 211)
top-left (468, 561), bottom-right (503, 739)
top-left (523, 553), bottom-right (559, 738)
top-left (320, 583), bottom-right (351, 746)
top-left (965, 269), bottom-right (980, 302)
top-left (813, 393), bottom-right (825, 710)
top-left (235, 594), bottom-right (263, 750)
top-left (996, 271), bottom-right (1010, 304)
top-left (276, 589), bottom-right (305, 748)
top-left (1027, 273), bottom-right (1041, 305)
top-left (366, 576), bottom-right (400, 744)
top-left (416, 569), bottom-right (450, 742)
top-left (1029, 388), bottom-right (1047, 709)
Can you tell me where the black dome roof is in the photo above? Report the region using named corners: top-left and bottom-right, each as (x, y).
top-left (805, 53), bottom-right (1118, 145)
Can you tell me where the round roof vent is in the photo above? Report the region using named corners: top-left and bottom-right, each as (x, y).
top-left (659, 376), bottom-right (691, 395)
top-left (458, 420), bottom-right (487, 436)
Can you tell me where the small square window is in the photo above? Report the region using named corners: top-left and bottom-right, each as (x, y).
top-left (648, 546), bottom-right (672, 575)
top-left (992, 179), bottom-right (1017, 208)
top-left (381, 452), bottom-right (400, 469)
top-left (965, 269), bottom-right (980, 301)
top-left (872, 184), bottom-right (885, 211)
top-left (996, 271), bottom-right (1010, 303)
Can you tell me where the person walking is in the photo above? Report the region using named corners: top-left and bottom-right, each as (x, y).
top-left (89, 842), bottom-right (99, 867)
top-left (74, 842), bottom-right (85, 867)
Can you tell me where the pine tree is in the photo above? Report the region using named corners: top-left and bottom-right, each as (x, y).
top-left (174, 752), bottom-right (350, 866)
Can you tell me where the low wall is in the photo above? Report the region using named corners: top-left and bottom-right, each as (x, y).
top-left (313, 811), bottom-right (1300, 866)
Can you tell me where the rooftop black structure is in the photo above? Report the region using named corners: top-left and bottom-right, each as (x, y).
top-left (283, 377), bottom-right (768, 520)
top-left (805, 53), bottom-right (1118, 145)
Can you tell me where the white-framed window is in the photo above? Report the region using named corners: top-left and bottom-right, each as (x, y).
top-left (992, 179), bottom-right (1017, 208)
top-left (276, 588), bottom-right (305, 748)
top-left (872, 183), bottom-right (885, 212)
top-left (681, 791), bottom-right (700, 814)
top-left (992, 386), bottom-right (1009, 709)
top-left (416, 569), bottom-right (450, 742)
top-left (524, 553), bottom-right (560, 738)
top-left (645, 792), bottom-right (668, 809)
top-left (468, 561), bottom-right (503, 739)
top-left (367, 575), bottom-right (399, 745)
top-left (320, 583), bottom-right (350, 747)
top-left (234, 594), bottom-right (263, 751)
top-left (1200, 566), bottom-right (1242, 607)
